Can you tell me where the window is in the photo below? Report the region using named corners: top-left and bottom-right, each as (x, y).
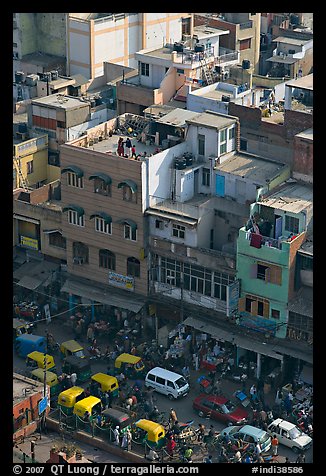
top-left (124, 224), bottom-right (137, 241)
top-left (220, 143), bottom-right (227, 154)
top-left (166, 269), bottom-right (176, 285)
top-left (48, 153), bottom-right (60, 167)
top-left (182, 17), bottom-right (191, 35)
top-left (155, 219), bottom-right (164, 230)
top-left (220, 129), bottom-right (227, 142)
top-left (127, 257), bottom-right (140, 277)
top-left (285, 215), bottom-right (299, 234)
top-left (68, 210), bottom-right (84, 227)
top-left (240, 39), bottom-right (251, 50)
top-left (172, 224), bottom-right (185, 239)
top-left (49, 232), bottom-right (66, 249)
top-left (245, 297), bottom-right (255, 312)
top-left (99, 250), bottom-right (116, 270)
top-left (202, 168), bottom-right (210, 186)
top-left (257, 264), bottom-right (269, 280)
top-left (167, 381), bottom-right (175, 388)
top-left (140, 62), bottom-right (149, 76)
top-left (219, 129), bottom-right (227, 155)
top-left (271, 309), bottom-right (280, 319)
top-left (95, 217), bottom-right (112, 234)
top-left (67, 172), bottom-right (83, 188)
top-left (176, 68), bottom-right (185, 74)
top-left (122, 185), bottom-right (136, 202)
top-left (156, 377), bottom-right (165, 385)
top-left (198, 134), bottom-right (205, 156)
top-left (27, 161), bottom-right (33, 174)
top-left (257, 301), bottom-right (264, 316)
top-left (229, 127), bottom-right (235, 140)
top-left (147, 374), bottom-right (155, 382)
top-left (94, 178), bottom-right (111, 196)
top-left (73, 242), bottom-right (88, 263)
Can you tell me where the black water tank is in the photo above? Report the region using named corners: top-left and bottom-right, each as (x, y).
top-left (242, 59), bottom-right (251, 69)
top-left (175, 158), bottom-right (186, 170)
top-left (183, 152), bottom-right (193, 166)
top-left (15, 71), bottom-right (25, 83)
top-left (221, 95), bottom-right (230, 102)
top-left (173, 42), bottom-right (184, 53)
top-left (195, 44), bottom-right (205, 53)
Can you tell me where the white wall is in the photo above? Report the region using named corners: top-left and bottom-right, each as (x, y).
top-left (149, 216), bottom-right (197, 247)
top-left (147, 142), bottom-right (189, 202)
top-left (217, 172), bottom-right (262, 204)
top-left (187, 125), bottom-right (218, 158)
top-left (152, 64), bottom-right (167, 88)
top-left (187, 93), bottom-right (229, 114)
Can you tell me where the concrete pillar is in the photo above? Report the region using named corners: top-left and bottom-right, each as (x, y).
top-left (256, 352), bottom-right (262, 379)
top-left (68, 293), bottom-right (75, 316)
top-left (284, 85), bottom-right (293, 110)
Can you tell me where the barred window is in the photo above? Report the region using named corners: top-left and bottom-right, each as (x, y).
top-left (99, 249), bottom-right (115, 270)
top-left (172, 224), bottom-right (185, 239)
top-left (127, 257), bottom-right (140, 277)
top-left (95, 217), bottom-right (112, 235)
top-left (68, 211), bottom-right (84, 227)
top-left (67, 172), bottom-right (83, 188)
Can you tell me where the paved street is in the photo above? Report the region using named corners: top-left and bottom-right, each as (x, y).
top-left (13, 313), bottom-right (313, 463)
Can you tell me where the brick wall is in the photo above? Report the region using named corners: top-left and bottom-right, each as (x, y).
top-left (284, 110), bottom-right (313, 141)
top-left (194, 15), bottom-right (236, 50)
top-left (293, 135), bottom-right (313, 176)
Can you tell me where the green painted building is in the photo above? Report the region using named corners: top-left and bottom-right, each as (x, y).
top-left (236, 182), bottom-right (313, 339)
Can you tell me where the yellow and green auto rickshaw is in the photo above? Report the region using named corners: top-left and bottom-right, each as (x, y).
top-left (73, 396), bottom-right (102, 421)
top-left (62, 356), bottom-right (92, 383)
top-left (30, 368), bottom-right (61, 396)
top-left (60, 340), bottom-right (85, 359)
top-left (58, 386), bottom-right (86, 415)
top-left (91, 373), bottom-right (119, 398)
top-left (13, 318), bottom-right (34, 341)
top-left (114, 353), bottom-right (145, 379)
top-left (134, 419), bottom-right (166, 449)
top-left (26, 351), bottom-right (56, 371)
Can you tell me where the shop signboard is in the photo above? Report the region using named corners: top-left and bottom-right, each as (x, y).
top-left (20, 235), bottom-right (39, 250)
top-left (226, 280), bottom-right (240, 317)
top-left (108, 272), bottom-right (134, 291)
top-left (238, 312), bottom-right (277, 335)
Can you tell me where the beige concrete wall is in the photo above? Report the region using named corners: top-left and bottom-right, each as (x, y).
top-left (60, 143), bottom-right (148, 296)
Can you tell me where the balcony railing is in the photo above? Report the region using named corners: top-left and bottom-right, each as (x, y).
top-left (173, 49), bottom-right (215, 65)
top-left (215, 49), bottom-right (239, 64)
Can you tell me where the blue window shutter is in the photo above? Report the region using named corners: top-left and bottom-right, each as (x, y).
top-left (215, 174), bottom-right (225, 197)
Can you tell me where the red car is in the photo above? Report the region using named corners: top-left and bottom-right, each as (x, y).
top-left (193, 394), bottom-right (248, 425)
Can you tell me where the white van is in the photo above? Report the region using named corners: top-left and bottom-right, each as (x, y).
top-left (145, 367), bottom-right (190, 400)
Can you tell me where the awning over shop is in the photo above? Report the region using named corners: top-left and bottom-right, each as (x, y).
top-left (117, 180), bottom-right (137, 193)
top-left (13, 214), bottom-right (40, 225)
top-left (62, 205), bottom-right (84, 216)
top-left (60, 278), bottom-right (145, 314)
top-left (184, 316), bottom-right (283, 361)
top-left (117, 218), bottom-right (138, 230)
top-left (61, 165), bottom-right (84, 178)
top-left (89, 173), bottom-right (112, 185)
top-left (90, 212), bottom-right (112, 224)
top-left (13, 260), bottom-right (60, 290)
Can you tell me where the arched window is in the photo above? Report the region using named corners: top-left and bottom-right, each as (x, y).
top-left (99, 249), bottom-right (116, 270)
top-left (127, 257), bottom-right (140, 278)
top-left (72, 242), bottom-right (89, 264)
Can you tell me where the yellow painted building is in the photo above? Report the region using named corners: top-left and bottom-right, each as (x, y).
top-left (13, 135), bottom-right (60, 189)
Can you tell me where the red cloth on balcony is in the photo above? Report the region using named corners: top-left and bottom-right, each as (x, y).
top-left (250, 233), bottom-right (263, 248)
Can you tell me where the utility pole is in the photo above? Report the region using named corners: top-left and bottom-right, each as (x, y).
top-left (180, 261), bottom-right (184, 323)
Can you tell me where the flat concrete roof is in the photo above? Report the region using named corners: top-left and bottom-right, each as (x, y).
top-left (266, 56), bottom-right (298, 65)
top-left (157, 108), bottom-right (199, 127)
top-left (193, 25), bottom-right (229, 39)
top-left (200, 88), bottom-right (233, 100)
top-left (274, 36), bottom-right (311, 46)
top-left (13, 373), bottom-right (43, 405)
top-left (32, 94), bottom-right (90, 110)
top-left (21, 52), bottom-right (65, 67)
top-left (80, 133), bottom-right (158, 157)
top-left (215, 152), bottom-right (286, 183)
top-left (139, 47), bottom-right (172, 61)
top-left (286, 74), bottom-right (313, 90)
top-left (186, 111), bottom-right (236, 129)
top-left (258, 182), bottom-right (313, 213)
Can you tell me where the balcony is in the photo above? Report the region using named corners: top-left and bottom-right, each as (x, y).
top-left (215, 48), bottom-right (240, 65)
top-left (173, 48), bottom-right (215, 66)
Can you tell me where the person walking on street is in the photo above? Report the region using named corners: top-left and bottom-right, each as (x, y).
top-left (113, 426), bottom-right (120, 445)
top-left (70, 372), bottom-right (77, 387)
top-left (295, 452), bottom-right (305, 463)
top-left (197, 423), bottom-right (205, 441)
top-left (271, 435), bottom-right (279, 456)
top-left (87, 325), bottom-right (94, 344)
top-left (126, 428), bottom-right (132, 451)
top-left (169, 408), bottom-right (177, 425)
